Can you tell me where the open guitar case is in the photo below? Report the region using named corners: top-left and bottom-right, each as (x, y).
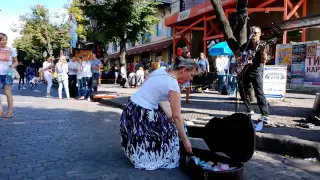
top-left (180, 113), bottom-right (255, 180)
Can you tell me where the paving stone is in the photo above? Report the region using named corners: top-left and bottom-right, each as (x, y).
top-left (8, 174), bottom-right (27, 180)
top-left (17, 169), bottom-right (32, 175)
top-left (0, 83), bottom-right (318, 180)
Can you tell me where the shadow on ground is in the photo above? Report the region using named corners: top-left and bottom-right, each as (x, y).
top-left (0, 106), bottom-right (189, 180)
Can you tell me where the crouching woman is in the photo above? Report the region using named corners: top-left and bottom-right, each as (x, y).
top-left (120, 58), bottom-right (198, 170)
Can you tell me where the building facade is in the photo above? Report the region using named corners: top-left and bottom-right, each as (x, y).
top-left (106, 0), bottom-right (180, 67)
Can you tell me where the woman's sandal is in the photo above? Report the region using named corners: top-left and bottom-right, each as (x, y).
top-left (0, 112), bottom-right (5, 118)
top-left (4, 113), bottom-right (13, 118)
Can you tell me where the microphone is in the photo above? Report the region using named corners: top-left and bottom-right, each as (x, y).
top-left (248, 33), bottom-right (254, 40)
top-left (249, 26), bottom-right (256, 40)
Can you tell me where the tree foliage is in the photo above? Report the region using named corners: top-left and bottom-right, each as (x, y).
top-left (82, 0), bottom-right (159, 65)
top-left (14, 5), bottom-right (71, 62)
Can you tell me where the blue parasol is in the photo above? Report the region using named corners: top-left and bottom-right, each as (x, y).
top-left (209, 41), bottom-right (233, 56)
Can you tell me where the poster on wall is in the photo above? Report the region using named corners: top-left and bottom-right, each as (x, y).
top-left (275, 44), bottom-right (292, 65)
top-left (304, 43), bottom-right (320, 87)
top-left (292, 44), bottom-right (306, 64)
top-left (290, 64), bottom-right (305, 84)
top-left (263, 66), bottom-right (287, 100)
top-left (306, 43), bottom-right (317, 57)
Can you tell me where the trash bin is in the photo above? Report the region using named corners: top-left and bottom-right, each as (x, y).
top-left (180, 113), bottom-right (255, 180)
top-left (312, 93), bottom-right (320, 116)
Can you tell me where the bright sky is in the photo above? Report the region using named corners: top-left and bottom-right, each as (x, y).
top-left (0, 0), bottom-right (70, 47)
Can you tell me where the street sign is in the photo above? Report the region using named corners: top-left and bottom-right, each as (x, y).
top-left (263, 65), bottom-right (287, 101)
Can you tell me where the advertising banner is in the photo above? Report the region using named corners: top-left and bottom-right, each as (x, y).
top-left (304, 43), bottom-right (320, 87)
top-left (292, 44), bottom-right (306, 64)
top-left (275, 44), bottom-right (292, 65)
top-left (306, 43), bottom-right (317, 57)
top-left (263, 66), bottom-right (287, 100)
top-left (290, 64), bottom-right (305, 84)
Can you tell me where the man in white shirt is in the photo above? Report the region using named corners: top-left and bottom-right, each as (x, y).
top-left (68, 57), bottom-right (79, 98)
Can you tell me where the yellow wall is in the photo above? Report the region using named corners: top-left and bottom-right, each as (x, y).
top-left (134, 55), bottom-right (140, 63)
top-left (162, 50), bottom-right (168, 62)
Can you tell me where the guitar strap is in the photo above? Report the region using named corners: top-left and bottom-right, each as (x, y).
top-left (251, 40), bottom-right (261, 61)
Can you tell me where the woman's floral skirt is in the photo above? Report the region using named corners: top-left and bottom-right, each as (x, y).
top-left (120, 99), bottom-right (180, 170)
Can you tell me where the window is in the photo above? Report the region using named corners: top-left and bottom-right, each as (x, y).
top-left (166, 27), bottom-right (173, 37)
top-left (142, 33), bottom-right (152, 44)
top-left (156, 21), bottom-right (163, 37)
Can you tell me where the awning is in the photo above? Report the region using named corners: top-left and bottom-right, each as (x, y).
top-left (127, 38), bottom-right (173, 55)
top-left (106, 38), bottom-right (173, 59)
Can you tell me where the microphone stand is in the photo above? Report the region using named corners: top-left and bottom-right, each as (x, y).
top-left (235, 34), bottom-right (254, 113)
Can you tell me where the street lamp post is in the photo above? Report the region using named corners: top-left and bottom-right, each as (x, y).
top-left (89, 18), bottom-right (98, 54)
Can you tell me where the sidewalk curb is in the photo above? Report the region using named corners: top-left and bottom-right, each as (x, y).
top-left (99, 98), bottom-right (320, 160)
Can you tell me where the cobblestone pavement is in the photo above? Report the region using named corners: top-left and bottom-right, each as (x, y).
top-left (98, 84), bottom-right (320, 142)
top-left (97, 84), bottom-right (317, 124)
top-left (0, 82), bottom-right (319, 180)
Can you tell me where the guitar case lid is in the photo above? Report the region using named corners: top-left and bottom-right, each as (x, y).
top-left (202, 113), bottom-right (255, 163)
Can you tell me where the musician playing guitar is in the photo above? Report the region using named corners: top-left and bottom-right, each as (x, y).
top-left (238, 26), bottom-right (269, 123)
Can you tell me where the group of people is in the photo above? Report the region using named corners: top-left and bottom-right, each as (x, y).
top-left (42, 53), bottom-right (103, 100)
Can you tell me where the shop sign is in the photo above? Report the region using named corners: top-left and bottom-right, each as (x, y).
top-left (178, 9), bottom-right (191, 22)
top-left (263, 66), bottom-right (287, 100)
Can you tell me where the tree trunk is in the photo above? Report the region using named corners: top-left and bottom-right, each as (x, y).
top-left (235, 0), bottom-right (248, 47)
top-left (209, 0), bottom-right (238, 52)
top-left (119, 39), bottom-right (127, 66)
top-left (103, 46), bottom-right (109, 66)
top-left (210, 0), bottom-right (249, 52)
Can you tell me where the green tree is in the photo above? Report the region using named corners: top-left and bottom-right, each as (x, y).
top-left (14, 5), bottom-right (71, 62)
top-left (83, 0), bottom-right (159, 65)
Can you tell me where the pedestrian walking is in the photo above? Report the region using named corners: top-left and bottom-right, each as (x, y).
top-left (0, 32), bottom-right (19, 118)
top-left (42, 57), bottom-right (54, 98)
top-left (68, 56), bottom-right (78, 98)
top-left (113, 65), bottom-right (119, 84)
top-left (17, 61), bottom-right (26, 89)
top-left (90, 53), bottom-right (102, 94)
top-left (56, 56), bottom-right (70, 100)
